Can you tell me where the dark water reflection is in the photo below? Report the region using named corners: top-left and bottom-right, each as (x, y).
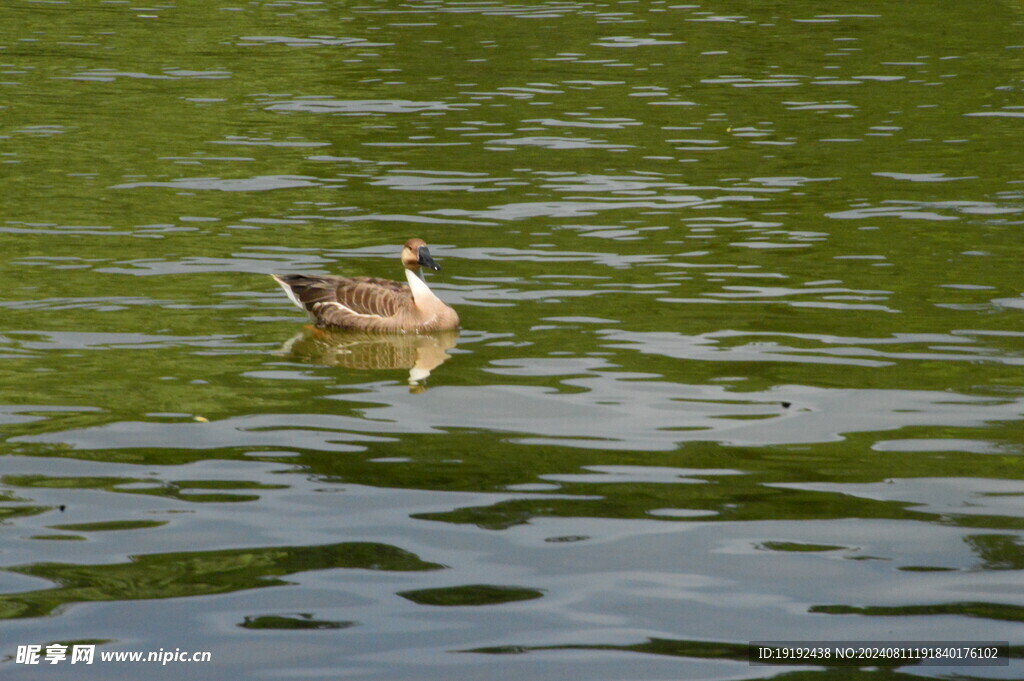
top-left (279, 327), bottom-right (460, 389)
top-left (1, 0), bottom-right (1023, 679)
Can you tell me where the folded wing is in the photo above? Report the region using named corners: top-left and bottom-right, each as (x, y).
top-left (272, 274), bottom-right (413, 328)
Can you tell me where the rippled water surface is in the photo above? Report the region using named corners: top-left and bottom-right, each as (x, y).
top-left (1, 1), bottom-right (1023, 678)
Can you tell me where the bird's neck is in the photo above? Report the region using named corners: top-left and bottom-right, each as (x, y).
top-left (405, 267), bottom-right (441, 307)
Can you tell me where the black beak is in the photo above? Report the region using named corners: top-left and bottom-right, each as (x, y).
top-left (417, 246), bottom-right (441, 271)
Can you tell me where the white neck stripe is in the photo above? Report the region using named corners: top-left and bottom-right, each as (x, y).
top-left (405, 267), bottom-right (436, 304)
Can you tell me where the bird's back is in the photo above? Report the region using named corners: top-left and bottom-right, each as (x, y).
top-left (272, 274), bottom-right (418, 331)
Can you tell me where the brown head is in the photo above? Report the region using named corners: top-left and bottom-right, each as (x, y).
top-left (401, 238), bottom-right (441, 271)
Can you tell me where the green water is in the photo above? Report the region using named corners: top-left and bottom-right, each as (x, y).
top-left (1, 1), bottom-right (1022, 679)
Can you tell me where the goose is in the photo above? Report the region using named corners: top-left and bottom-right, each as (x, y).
top-left (271, 238), bottom-right (460, 333)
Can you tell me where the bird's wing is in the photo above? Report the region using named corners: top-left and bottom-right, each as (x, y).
top-left (272, 274), bottom-right (412, 327)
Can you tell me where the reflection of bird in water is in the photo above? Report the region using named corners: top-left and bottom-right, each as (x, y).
top-left (279, 326), bottom-right (459, 392)
top-left (271, 238), bottom-right (459, 333)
